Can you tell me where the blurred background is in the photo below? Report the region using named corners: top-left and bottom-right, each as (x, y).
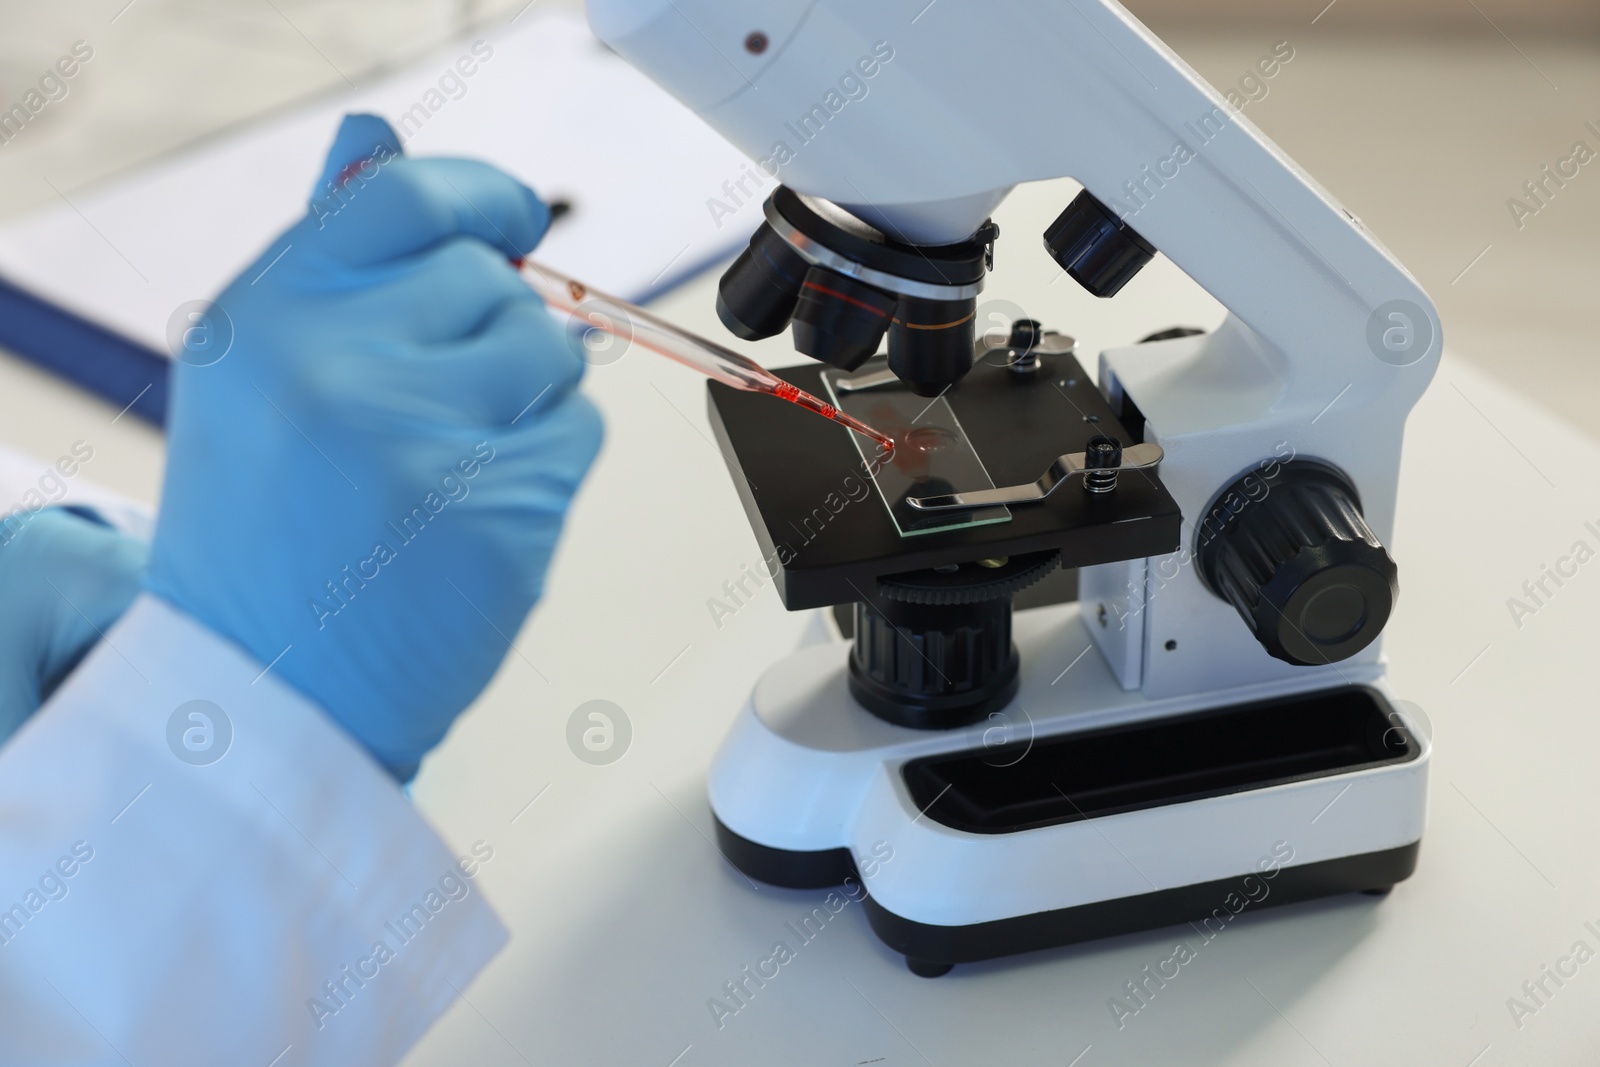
top-left (0, 0), bottom-right (1595, 434)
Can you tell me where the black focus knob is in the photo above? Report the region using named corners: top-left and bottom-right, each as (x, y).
top-left (1043, 189), bottom-right (1155, 298)
top-left (1197, 463), bottom-right (1398, 667)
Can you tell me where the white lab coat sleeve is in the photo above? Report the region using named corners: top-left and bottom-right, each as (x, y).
top-left (0, 594), bottom-right (509, 1066)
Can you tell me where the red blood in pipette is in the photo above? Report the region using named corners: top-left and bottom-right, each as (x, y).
top-left (772, 381), bottom-right (896, 456)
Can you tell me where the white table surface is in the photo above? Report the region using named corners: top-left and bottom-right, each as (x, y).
top-left (3, 175), bottom-right (1597, 1067)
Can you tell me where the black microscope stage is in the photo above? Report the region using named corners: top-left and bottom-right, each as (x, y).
top-left (706, 349), bottom-right (1183, 610)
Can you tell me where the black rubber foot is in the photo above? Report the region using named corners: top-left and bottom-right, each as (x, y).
top-left (907, 958), bottom-right (954, 978)
top-left (1361, 886), bottom-right (1393, 897)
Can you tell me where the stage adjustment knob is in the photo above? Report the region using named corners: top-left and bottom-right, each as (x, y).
top-left (1197, 463), bottom-right (1397, 666)
top-left (849, 551), bottom-right (1059, 730)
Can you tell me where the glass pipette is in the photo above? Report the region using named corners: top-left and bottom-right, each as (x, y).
top-left (516, 259), bottom-right (896, 456)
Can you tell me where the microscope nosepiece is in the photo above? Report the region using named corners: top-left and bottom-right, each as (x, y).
top-left (716, 188), bottom-right (994, 394)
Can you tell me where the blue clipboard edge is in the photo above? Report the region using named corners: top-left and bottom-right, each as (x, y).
top-left (0, 271), bottom-right (170, 424)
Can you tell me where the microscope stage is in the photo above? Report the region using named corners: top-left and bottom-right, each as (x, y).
top-left (707, 350), bottom-right (1182, 610)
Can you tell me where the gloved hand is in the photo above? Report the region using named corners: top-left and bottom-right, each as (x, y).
top-left (146, 114), bottom-right (602, 780)
top-left (0, 508), bottom-right (147, 744)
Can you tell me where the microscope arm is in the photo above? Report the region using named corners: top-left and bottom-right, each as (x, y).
top-left (587, 0), bottom-right (1441, 420)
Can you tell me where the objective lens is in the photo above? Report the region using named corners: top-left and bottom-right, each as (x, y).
top-left (790, 266), bottom-right (896, 371)
top-left (887, 295), bottom-right (977, 397)
top-left (715, 222), bottom-right (811, 341)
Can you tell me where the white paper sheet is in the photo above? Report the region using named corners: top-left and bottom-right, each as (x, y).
top-left (0, 9), bottom-right (773, 356)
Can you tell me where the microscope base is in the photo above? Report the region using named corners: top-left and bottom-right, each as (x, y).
top-left (706, 606), bottom-right (1430, 975)
top-left (859, 840), bottom-right (1417, 974)
top-left (715, 814), bottom-right (1416, 974)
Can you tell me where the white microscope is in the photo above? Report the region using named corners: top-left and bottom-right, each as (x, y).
top-left (589, 0), bottom-right (1440, 975)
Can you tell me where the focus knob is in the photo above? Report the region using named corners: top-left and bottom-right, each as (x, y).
top-left (1197, 462), bottom-right (1397, 666)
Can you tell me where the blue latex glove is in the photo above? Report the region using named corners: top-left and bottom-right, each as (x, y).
top-left (146, 114), bottom-right (602, 780)
top-left (0, 508), bottom-right (147, 744)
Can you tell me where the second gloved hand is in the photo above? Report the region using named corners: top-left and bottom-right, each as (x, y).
top-left (146, 115), bottom-right (602, 780)
top-left (0, 508), bottom-right (146, 746)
